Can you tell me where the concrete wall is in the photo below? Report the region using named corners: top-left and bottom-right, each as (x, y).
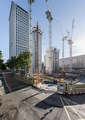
top-left (59, 55), bottom-right (85, 70)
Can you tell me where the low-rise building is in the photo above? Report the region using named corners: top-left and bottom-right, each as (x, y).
top-left (59, 54), bottom-right (85, 71)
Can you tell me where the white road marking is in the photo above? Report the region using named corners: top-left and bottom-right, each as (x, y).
top-left (60, 97), bottom-right (71, 120)
top-left (63, 98), bottom-right (84, 120)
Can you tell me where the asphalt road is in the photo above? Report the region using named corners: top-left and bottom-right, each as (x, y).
top-left (0, 88), bottom-right (85, 120)
top-left (0, 73), bottom-right (85, 120)
top-left (2, 72), bottom-right (29, 93)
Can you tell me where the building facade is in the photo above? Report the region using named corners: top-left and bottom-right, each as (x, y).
top-left (59, 54), bottom-right (85, 71)
top-left (9, 1), bottom-right (29, 59)
top-left (9, 2), bottom-right (43, 74)
top-left (31, 23), bottom-right (43, 73)
top-left (45, 47), bottom-right (60, 74)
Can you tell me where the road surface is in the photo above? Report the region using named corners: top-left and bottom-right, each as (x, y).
top-left (3, 72), bottom-right (29, 93)
top-left (0, 72), bottom-right (85, 120)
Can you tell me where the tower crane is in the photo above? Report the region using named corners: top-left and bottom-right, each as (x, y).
top-left (68, 19), bottom-right (74, 72)
top-left (28, 0), bottom-right (34, 74)
top-left (45, 0), bottom-right (54, 74)
top-left (45, 0), bottom-right (54, 48)
top-left (57, 21), bottom-right (68, 71)
top-left (28, 0), bottom-right (34, 52)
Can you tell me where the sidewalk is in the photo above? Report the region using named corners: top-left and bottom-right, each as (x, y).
top-left (0, 87), bottom-right (62, 109)
top-left (0, 86), bottom-right (5, 96)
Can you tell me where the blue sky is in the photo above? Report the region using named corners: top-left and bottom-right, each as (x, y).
top-left (0, 0), bottom-right (85, 62)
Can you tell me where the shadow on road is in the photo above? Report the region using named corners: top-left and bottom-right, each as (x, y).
top-left (35, 92), bottom-right (63, 110)
top-left (35, 92), bottom-right (85, 110)
top-left (22, 91), bottom-right (41, 102)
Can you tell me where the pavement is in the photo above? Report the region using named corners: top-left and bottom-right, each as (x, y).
top-left (0, 87), bottom-right (63, 120)
top-left (0, 86), bottom-right (85, 120)
top-left (34, 83), bottom-right (57, 92)
top-left (1, 73), bottom-right (85, 120)
top-left (0, 86), bottom-right (5, 96)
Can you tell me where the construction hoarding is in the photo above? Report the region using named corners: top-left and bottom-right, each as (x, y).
top-left (57, 81), bottom-right (85, 95)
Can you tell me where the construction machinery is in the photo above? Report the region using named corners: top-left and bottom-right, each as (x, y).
top-left (45, 0), bottom-right (54, 48)
top-left (57, 20), bottom-right (74, 72)
top-left (57, 78), bottom-right (85, 95)
top-left (45, 0), bottom-right (54, 74)
top-left (28, 0), bottom-right (34, 75)
top-left (62, 36), bottom-right (67, 71)
top-left (68, 19), bottom-right (74, 72)
top-left (57, 21), bottom-right (68, 71)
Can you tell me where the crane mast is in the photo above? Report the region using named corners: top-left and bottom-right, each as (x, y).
top-left (57, 19), bottom-right (74, 72)
top-left (28, 0), bottom-right (34, 74)
top-left (68, 40), bottom-right (73, 72)
top-left (57, 21), bottom-right (67, 71)
top-left (62, 36), bottom-right (67, 71)
top-left (45, 0), bottom-right (54, 74)
top-left (46, 10), bottom-right (53, 48)
top-left (28, 0), bottom-right (34, 52)
top-left (68, 19), bottom-right (74, 72)
top-left (46, 0), bottom-right (54, 48)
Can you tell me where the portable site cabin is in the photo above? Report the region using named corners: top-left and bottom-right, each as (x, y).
top-left (57, 79), bottom-right (85, 95)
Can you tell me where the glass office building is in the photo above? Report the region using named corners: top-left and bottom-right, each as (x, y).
top-left (9, 1), bottom-right (29, 59)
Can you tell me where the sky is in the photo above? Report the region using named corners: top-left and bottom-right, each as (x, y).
top-left (0, 0), bottom-right (85, 62)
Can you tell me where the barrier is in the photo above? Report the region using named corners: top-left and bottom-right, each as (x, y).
top-left (57, 81), bottom-right (85, 95)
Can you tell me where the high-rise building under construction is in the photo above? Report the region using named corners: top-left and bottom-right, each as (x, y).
top-left (31, 23), bottom-right (43, 73)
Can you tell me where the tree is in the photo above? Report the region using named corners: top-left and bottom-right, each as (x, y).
top-left (7, 56), bottom-right (17, 70)
top-left (0, 51), bottom-right (3, 70)
top-left (6, 51), bottom-right (32, 75)
top-left (1, 63), bottom-right (7, 70)
top-left (18, 51), bottom-right (32, 74)
top-left (0, 51), bottom-right (2, 59)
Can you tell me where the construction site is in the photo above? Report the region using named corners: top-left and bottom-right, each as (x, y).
top-left (26, 0), bottom-right (85, 95)
top-left (1, 1), bottom-right (85, 120)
